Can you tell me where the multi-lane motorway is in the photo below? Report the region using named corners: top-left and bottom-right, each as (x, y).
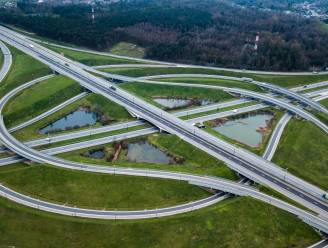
top-left (138, 73), bottom-right (328, 114)
top-left (133, 77), bottom-right (328, 133)
top-left (0, 40), bottom-right (12, 83)
top-left (0, 26), bottom-right (328, 236)
top-left (0, 25), bottom-right (327, 219)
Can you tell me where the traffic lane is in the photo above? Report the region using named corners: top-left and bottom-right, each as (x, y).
top-left (1, 30), bottom-right (326, 213)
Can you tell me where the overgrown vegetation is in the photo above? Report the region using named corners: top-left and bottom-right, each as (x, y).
top-left (2, 0), bottom-right (328, 71)
top-left (59, 133), bottom-right (237, 179)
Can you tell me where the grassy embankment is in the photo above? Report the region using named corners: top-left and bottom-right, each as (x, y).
top-left (108, 42), bottom-right (145, 58)
top-left (0, 44), bottom-right (51, 98)
top-left (0, 181), bottom-right (319, 248)
top-left (273, 119), bottom-right (328, 189)
top-left (44, 44), bottom-right (140, 66)
top-left (121, 82), bottom-right (236, 109)
top-left (3, 75), bottom-right (83, 128)
top-left (0, 164), bottom-right (209, 210)
top-left (314, 97), bottom-right (328, 126)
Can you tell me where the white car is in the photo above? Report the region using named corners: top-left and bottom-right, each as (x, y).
top-left (29, 44), bottom-right (34, 48)
top-left (233, 109), bottom-right (238, 113)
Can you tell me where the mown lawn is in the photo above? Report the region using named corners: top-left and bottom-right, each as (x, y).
top-left (0, 193), bottom-right (319, 248)
top-left (0, 44), bottom-right (51, 98)
top-left (0, 164), bottom-right (209, 210)
top-left (273, 119), bottom-right (328, 189)
top-left (121, 82), bottom-right (234, 108)
top-left (3, 75), bottom-right (83, 128)
top-left (12, 93), bottom-right (133, 141)
top-left (44, 44), bottom-right (139, 66)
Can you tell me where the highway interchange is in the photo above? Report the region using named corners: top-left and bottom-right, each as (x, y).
top-left (0, 25), bottom-right (328, 241)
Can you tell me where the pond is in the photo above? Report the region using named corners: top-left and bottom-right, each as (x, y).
top-left (40, 108), bottom-right (99, 134)
top-left (88, 150), bottom-right (105, 159)
top-left (126, 141), bottom-right (171, 164)
top-left (153, 98), bottom-right (212, 109)
top-left (212, 113), bottom-right (274, 147)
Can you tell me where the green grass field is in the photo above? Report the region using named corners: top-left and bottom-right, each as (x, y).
top-left (273, 119), bottom-right (328, 189)
top-left (12, 93), bottom-right (133, 141)
top-left (44, 44), bottom-right (139, 66)
top-left (3, 75), bottom-right (83, 128)
top-left (321, 98), bottom-right (328, 107)
top-left (0, 164), bottom-right (209, 210)
top-left (109, 42), bottom-right (145, 58)
top-left (0, 193), bottom-right (319, 248)
top-left (121, 82), bottom-right (234, 108)
top-left (0, 44), bottom-right (51, 98)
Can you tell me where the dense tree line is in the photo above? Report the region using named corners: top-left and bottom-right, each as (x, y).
top-left (1, 0), bottom-right (328, 71)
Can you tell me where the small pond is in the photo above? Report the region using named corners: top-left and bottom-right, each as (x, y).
top-left (212, 113), bottom-right (274, 147)
top-left (88, 150), bottom-right (105, 159)
top-left (40, 108), bottom-right (99, 134)
top-left (153, 98), bottom-right (212, 109)
top-left (126, 141), bottom-right (171, 164)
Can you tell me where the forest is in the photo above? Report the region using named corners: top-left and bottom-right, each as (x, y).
top-left (1, 0), bottom-right (328, 71)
